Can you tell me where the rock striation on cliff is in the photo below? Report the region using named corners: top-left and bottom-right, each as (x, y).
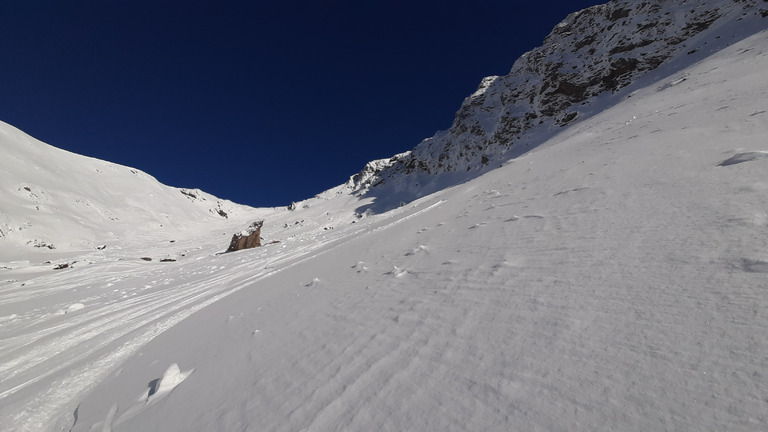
top-left (348, 0), bottom-right (767, 211)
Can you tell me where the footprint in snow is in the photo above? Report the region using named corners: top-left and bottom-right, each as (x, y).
top-left (553, 187), bottom-right (588, 197)
top-left (737, 258), bottom-right (768, 273)
top-left (718, 151), bottom-right (768, 166)
top-left (99, 363), bottom-right (193, 429)
top-left (66, 303), bottom-right (85, 313)
top-left (386, 266), bottom-right (410, 278)
top-left (146, 363), bottom-right (192, 401)
top-left (55, 303), bottom-right (85, 315)
top-left (405, 245), bottom-right (429, 256)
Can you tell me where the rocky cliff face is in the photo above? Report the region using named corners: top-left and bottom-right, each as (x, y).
top-left (351, 0), bottom-right (767, 208)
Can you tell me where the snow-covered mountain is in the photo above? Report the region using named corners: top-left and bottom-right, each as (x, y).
top-left (0, 121), bottom-right (259, 262)
top-left (2, 0), bottom-right (768, 431)
top-left (351, 0), bottom-right (768, 211)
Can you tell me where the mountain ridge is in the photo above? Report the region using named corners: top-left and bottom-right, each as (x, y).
top-left (0, 120), bottom-right (259, 261)
top-left (345, 0), bottom-right (767, 212)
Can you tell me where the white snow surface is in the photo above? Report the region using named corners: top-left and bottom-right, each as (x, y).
top-left (0, 123), bottom-right (256, 263)
top-left (2, 24), bottom-right (768, 432)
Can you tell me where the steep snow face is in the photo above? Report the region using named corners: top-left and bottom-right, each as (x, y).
top-left (0, 121), bottom-right (258, 262)
top-left (364, 0), bottom-right (767, 209)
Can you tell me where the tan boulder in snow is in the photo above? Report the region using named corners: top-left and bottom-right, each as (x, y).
top-left (227, 220), bottom-right (263, 252)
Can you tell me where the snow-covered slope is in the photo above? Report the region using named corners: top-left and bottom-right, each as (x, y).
top-left (1, 18), bottom-right (767, 432)
top-left (0, 121), bottom-right (260, 264)
top-left (356, 0), bottom-right (768, 211)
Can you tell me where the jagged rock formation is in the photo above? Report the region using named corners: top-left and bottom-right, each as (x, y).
top-left (226, 220), bottom-right (264, 252)
top-left (353, 0), bottom-right (766, 208)
top-left (343, 152), bottom-right (410, 196)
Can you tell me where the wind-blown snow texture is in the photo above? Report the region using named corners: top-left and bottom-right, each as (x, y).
top-left (2, 1), bottom-right (768, 431)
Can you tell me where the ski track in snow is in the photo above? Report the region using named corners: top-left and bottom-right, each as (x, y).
top-left (2, 21), bottom-right (768, 432)
top-left (0, 193), bottom-right (447, 431)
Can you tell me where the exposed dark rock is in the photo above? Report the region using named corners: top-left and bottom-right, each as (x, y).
top-left (29, 239), bottom-right (56, 249)
top-left (53, 263), bottom-right (69, 270)
top-left (609, 39), bottom-right (654, 55)
top-left (345, 0), bottom-right (764, 215)
top-left (561, 112), bottom-right (579, 125)
top-left (227, 220), bottom-right (264, 252)
top-left (601, 58), bottom-right (640, 91)
top-left (609, 7), bottom-right (631, 21)
top-left (343, 153), bottom-right (410, 196)
top-left (141, 257), bottom-right (152, 261)
top-left (180, 189), bottom-right (202, 200)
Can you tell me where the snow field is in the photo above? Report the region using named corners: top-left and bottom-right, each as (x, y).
top-left (1, 25), bottom-right (768, 432)
top-left (64, 29), bottom-right (768, 431)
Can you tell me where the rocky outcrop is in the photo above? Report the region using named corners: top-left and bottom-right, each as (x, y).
top-left (358, 0), bottom-right (766, 207)
top-left (180, 188), bottom-right (232, 218)
top-left (227, 220), bottom-right (264, 252)
top-left (344, 152), bottom-right (411, 196)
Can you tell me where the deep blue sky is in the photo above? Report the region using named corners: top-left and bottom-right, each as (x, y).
top-left (0, 0), bottom-right (602, 207)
